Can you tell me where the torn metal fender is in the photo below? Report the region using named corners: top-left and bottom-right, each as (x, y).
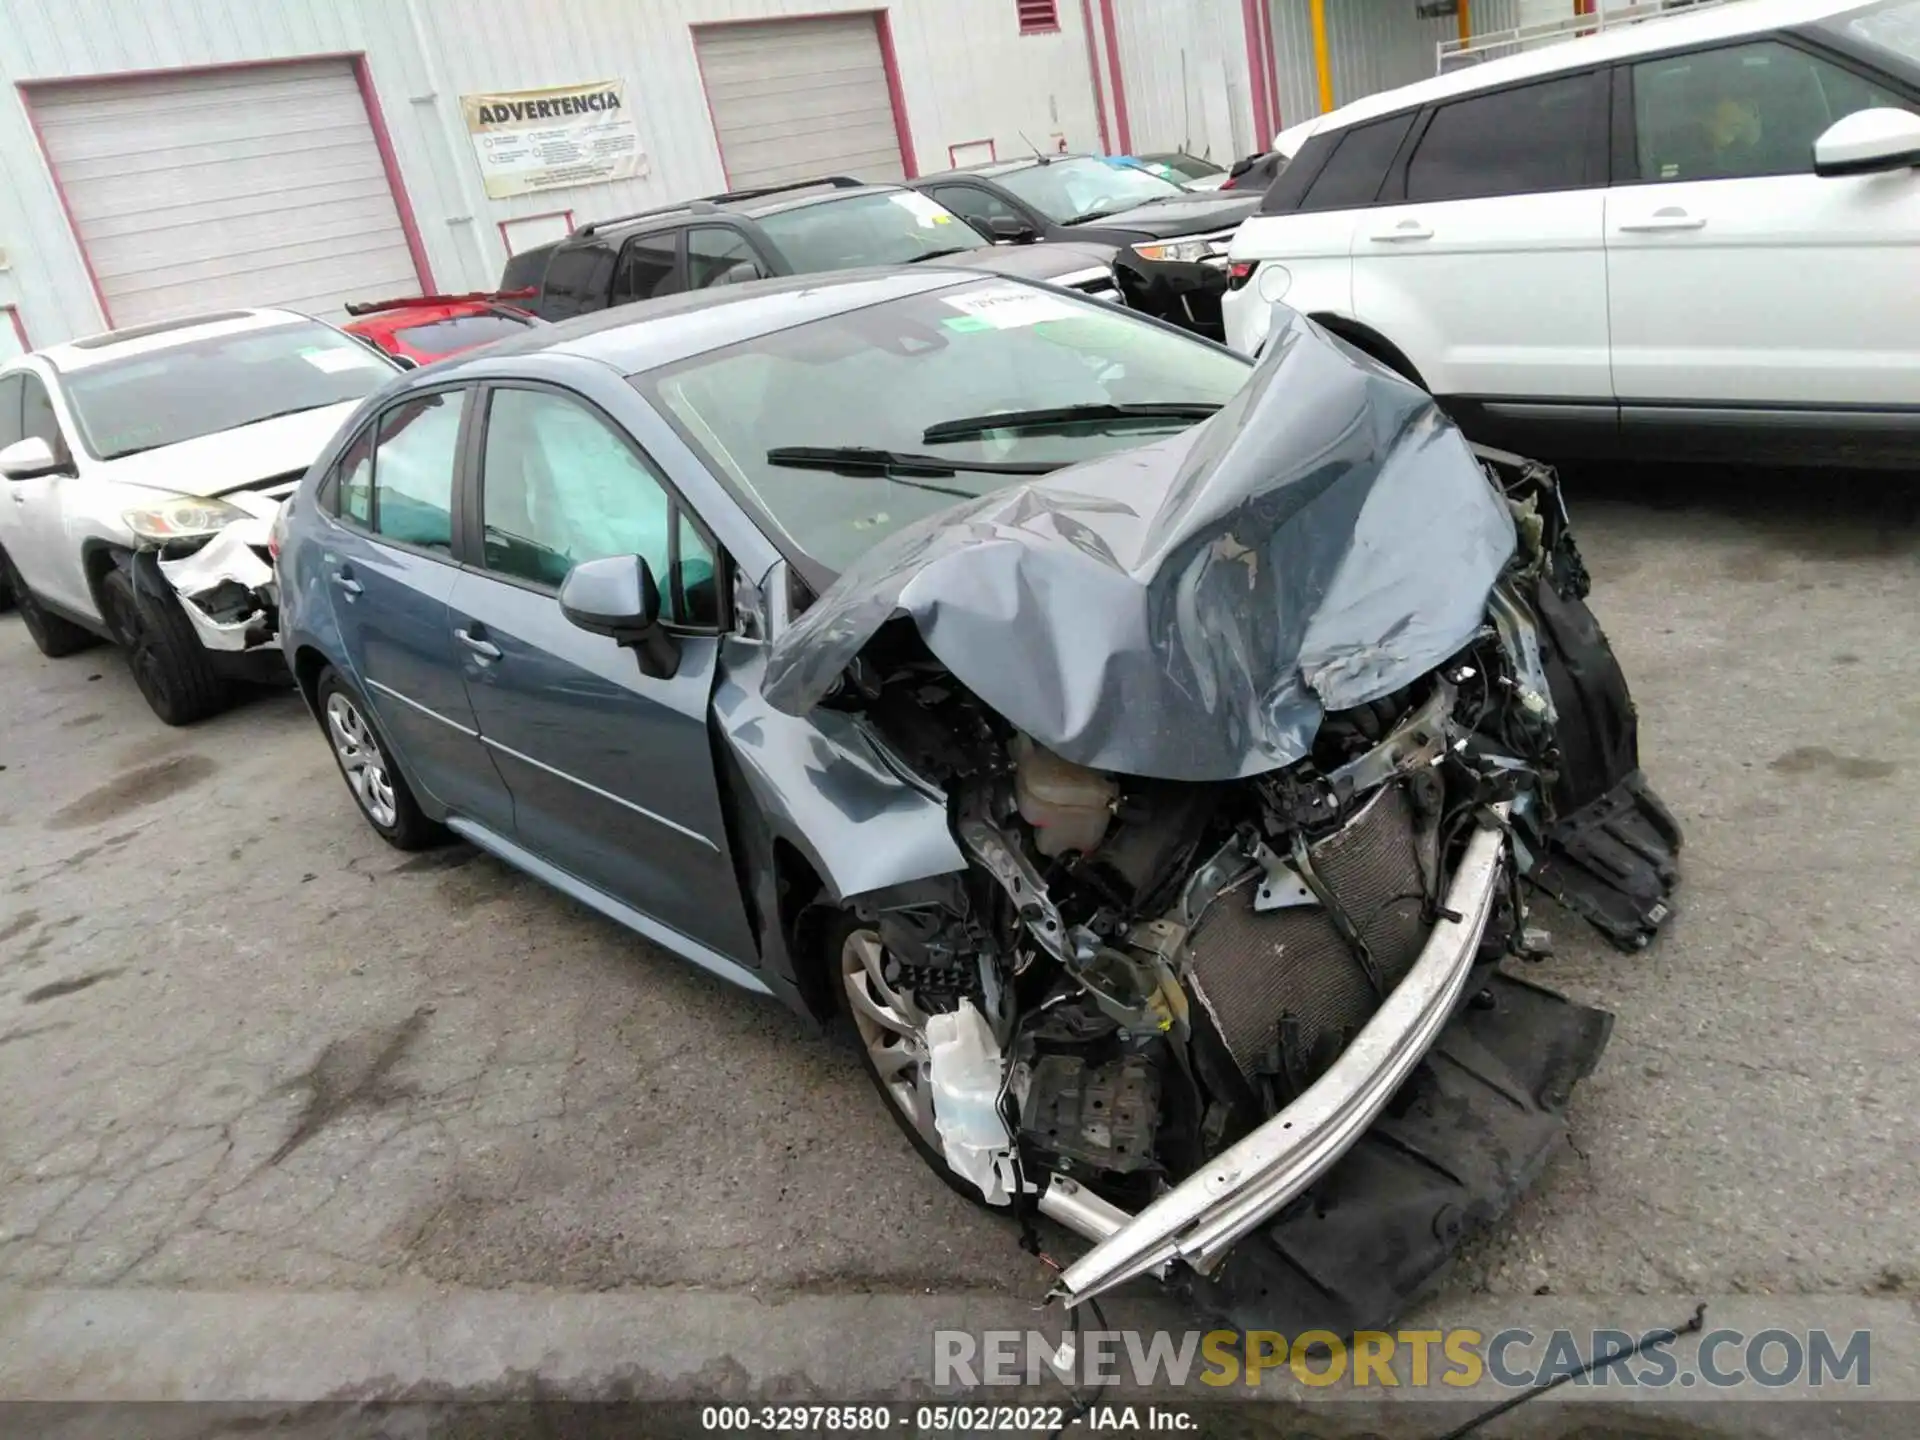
top-left (154, 516), bottom-right (277, 653)
top-left (713, 638), bottom-right (966, 906)
top-left (762, 306), bottom-right (1517, 782)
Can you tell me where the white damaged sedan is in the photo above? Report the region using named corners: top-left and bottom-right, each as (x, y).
top-left (0, 308), bottom-right (397, 724)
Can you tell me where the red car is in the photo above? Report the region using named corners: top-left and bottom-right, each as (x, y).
top-left (341, 289), bottom-right (541, 368)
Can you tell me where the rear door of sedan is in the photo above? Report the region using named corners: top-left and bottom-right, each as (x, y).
top-left (315, 385), bottom-right (514, 831)
top-left (443, 377), bottom-right (760, 969)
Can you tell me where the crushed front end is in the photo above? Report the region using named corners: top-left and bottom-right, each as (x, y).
top-left (140, 485), bottom-right (291, 680)
top-left (762, 308), bottom-right (1679, 1334)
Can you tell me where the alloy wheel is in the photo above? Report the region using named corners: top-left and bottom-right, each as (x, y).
top-left (325, 691), bottom-right (398, 828)
top-left (841, 928), bottom-right (937, 1144)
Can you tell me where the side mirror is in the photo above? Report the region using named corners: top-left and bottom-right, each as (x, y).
top-left (0, 436), bottom-right (64, 481)
top-left (988, 215), bottom-right (1035, 244)
top-left (713, 260), bottom-right (762, 286)
top-left (558, 553), bottom-right (679, 679)
top-left (1814, 107), bottom-right (1920, 177)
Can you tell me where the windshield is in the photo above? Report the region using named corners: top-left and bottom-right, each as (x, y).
top-left (997, 157), bottom-right (1187, 223)
top-left (64, 320), bottom-right (394, 461)
top-left (753, 191), bottom-right (990, 270)
top-left (1829, 0), bottom-right (1920, 70)
top-left (391, 311), bottom-right (537, 355)
top-left (639, 279), bottom-right (1250, 574)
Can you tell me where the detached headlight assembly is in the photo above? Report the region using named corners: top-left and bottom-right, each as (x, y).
top-left (1130, 238), bottom-right (1213, 264)
top-left (123, 495), bottom-right (247, 542)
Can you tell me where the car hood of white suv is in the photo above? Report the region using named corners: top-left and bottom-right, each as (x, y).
top-left (94, 399), bottom-right (365, 498)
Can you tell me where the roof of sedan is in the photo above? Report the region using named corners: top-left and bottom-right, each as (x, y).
top-left (429, 266), bottom-right (992, 378)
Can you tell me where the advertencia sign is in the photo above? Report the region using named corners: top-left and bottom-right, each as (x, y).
top-left (460, 80), bottom-right (646, 198)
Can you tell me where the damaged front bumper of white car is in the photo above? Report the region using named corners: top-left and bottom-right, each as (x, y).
top-left (154, 516), bottom-right (279, 653)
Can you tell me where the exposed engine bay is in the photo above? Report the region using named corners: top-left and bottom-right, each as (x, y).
top-left (823, 451), bottom-right (1679, 1330)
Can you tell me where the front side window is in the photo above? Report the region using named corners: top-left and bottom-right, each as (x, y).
top-left (611, 232), bottom-right (683, 305)
top-left (19, 374), bottom-right (66, 458)
top-left (1300, 113), bottom-right (1418, 211)
top-left (0, 374), bottom-right (23, 450)
top-left (1633, 39), bottom-right (1914, 182)
top-left (1405, 72), bottom-right (1601, 202)
top-left (995, 156), bottom-right (1186, 223)
top-left (641, 280), bottom-right (1250, 574)
top-left (686, 228), bottom-right (765, 289)
top-left (479, 387), bottom-right (715, 624)
top-left (60, 319), bottom-right (393, 461)
top-left (539, 243), bottom-right (618, 319)
top-left (929, 184), bottom-right (1026, 235)
top-left (350, 390), bottom-right (467, 551)
top-left (752, 191), bottom-right (989, 270)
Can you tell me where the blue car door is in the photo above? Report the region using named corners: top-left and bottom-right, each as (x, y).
top-left (318, 387), bottom-right (513, 832)
top-left (444, 382), bottom-right (759, 968)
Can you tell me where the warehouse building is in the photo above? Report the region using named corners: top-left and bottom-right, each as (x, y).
top-left (0, 0), bottom-right (1579, 350)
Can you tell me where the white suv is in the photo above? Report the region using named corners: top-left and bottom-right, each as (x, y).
top-left (0, 309), bottom-right (397, 723)
top-left (1224, 0), bottom-right (1920, 467)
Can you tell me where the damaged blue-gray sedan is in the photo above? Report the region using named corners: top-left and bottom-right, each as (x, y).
top-left (275, 269), bottom-right (1680, 1335)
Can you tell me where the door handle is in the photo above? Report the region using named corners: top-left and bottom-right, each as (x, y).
top-left (1370, 219), bottom-right (1433, 242)
top-left (454, 627), bottom-right (501, 662)
top-left (329, 571), bottom-right (363, 598)
top-left (1618, 207), bottom-right (1706, 232)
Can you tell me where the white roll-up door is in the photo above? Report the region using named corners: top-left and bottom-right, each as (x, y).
top-left (695, 16), bottom-right (908, 189)
top-left (28, 60), bottom-right (424, 327)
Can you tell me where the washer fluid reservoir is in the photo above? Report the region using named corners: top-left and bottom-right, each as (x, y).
top-left (1012, 733), bottom-right (1117, 858)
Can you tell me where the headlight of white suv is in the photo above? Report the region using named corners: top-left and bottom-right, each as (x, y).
top-left (1130, 238), bottom-right (1213, 264)
top-left (123, 496), bottom-right (248, 542)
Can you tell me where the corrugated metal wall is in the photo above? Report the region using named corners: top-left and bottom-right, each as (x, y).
top-left (1106, 0), bottom-right (1252, 164)
top-left (1268, 0), bottom-right (1520, 135)
top-left (0, 0), bottom-right (1107, 346)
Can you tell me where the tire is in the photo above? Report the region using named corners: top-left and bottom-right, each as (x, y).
top-left (314, 665), bottom-right (445, 851)
top-left (0, 556), bottom-right (14, 613)
top-left (5, 550), bottom-right (94, 657)
top-left (826, 909), bottom-right (999, 1210)
top-left (100, 566), bottom-right (230, 725)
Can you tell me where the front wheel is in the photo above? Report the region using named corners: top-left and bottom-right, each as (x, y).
top-left (828, 911), bottom-right (997, 1209)
top-left (315, 666), bottom-right (444, 851)
top-left (6, 551), bottom-right (93, 657)
top-left (100, 566), bottom-right (229, 725)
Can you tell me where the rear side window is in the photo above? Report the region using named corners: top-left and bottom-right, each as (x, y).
top-left (337, 390), bottom-right (467, 553)
top-left (1406, 71), bottom-right (1603, 202)
top-left (500, 244), bottom-right (554, 293)
top-left (538, 243), bottom-right (617, 319)
top-left (1299, 113), bottom-right (1418, 211)
top-left (611, 232), bottom-right (683, 305)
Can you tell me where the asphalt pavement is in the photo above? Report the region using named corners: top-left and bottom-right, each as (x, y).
top-left (0, 464), bottom-right (1914, 1427)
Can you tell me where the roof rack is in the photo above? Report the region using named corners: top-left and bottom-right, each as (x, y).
top-left (569, 175), bottom-right (867, 239)
top-left (343, 287), bottom-right (535, 317)
top-left (701, 174), bottom-right (867, 204)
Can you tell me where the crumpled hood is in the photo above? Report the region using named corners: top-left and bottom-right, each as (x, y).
top-left (1072, 192), bottom-right (1259, 239)
top-left (942, 239), bottom-right (1119, 281)
top-left (760, 308), bottom-right (1518, 783)
top-left (94, 400), bottom-right (364, 498)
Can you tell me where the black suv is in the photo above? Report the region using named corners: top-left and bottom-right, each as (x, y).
top-left (501, 177), bottom-right (1121, 320)
top-left (909, 156), bottom-right (1261, 339)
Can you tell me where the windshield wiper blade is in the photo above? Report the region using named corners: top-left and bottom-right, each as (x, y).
top-left (922, 402), bottom-right (1221, 444)
top-left (905, 246), bottom-right (979, 263)
top-left (766, 447), bottom-right (1064, 496)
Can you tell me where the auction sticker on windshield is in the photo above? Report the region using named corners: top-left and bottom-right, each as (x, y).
top-left (943, 284), bottom-right (1083, 331)
top-left (300, 346), bottom-right (388, 375)
top-left (889, 191), bottom-right (957, 227)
